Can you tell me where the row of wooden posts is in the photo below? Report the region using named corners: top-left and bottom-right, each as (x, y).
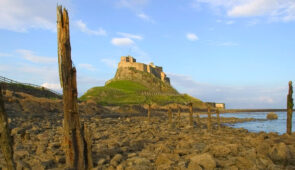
top-left (147, 103), bottom-right (221, 131)
top-left (0, 5), bottom-right (293, 170)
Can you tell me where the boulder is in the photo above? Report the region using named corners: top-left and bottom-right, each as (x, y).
top-left (267, 112), bottom-right (278, 120)
top-left (189, 153), bottom-right (216, 170)
top-left (269, 142), bottom-right (292, 164)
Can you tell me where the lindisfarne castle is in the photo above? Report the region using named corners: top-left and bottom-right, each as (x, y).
top-left (117, 56), bottom-right (170, 84)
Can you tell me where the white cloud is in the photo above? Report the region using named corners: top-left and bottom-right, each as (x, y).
top-left (0, 53), bottom-right (11, 57)
top-left (17, 49), bottom-right (57, 64)
top-left (186, 33), bottom-right (199, 41)
top-left (117, 32), bottom-right (143, 40)
top-left (101, 58), bottom-right (118, 68)
top-left (0, 0), bottom-right (70, 32)
top-left (41, 82), bottom-right (61, 91)
top-left (116, 0), bottom-right (154, 23)
top-left (217, 41), bottom-right (239, 46)
top-left (195, 0), bottom-right (295, 22)
top-left (111, 38), bottom-right (134, 46)
top-left (168, 73), bottom-right (286, 109)
top-left (137, 13), bottom-right (154, 23)
top-left (75, 20), bottom-right (106, 36)
top-left (226, 20), bottom-right (235, 24)
top-left (116, 0), bottom-right (149, 10)
top-left (227, 0), bottom-right (278, 17)
top-left (78, 63), bottom-right (97, 71)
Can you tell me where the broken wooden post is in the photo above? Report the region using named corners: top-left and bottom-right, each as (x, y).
top-left (207, 106), bottom-right (212, 132)
top-left (57, 6), bottom-right (87, 169)
top-left (0, 86), bottom-right (16, 170)
top-left (216, 109), bottom-right (220, 130)
top-left (189, 103), bottom-right (193, 126)
top-left (287, 81), bottom-right (293, 135)
top-left (168, 107), bottom-right (172, 124)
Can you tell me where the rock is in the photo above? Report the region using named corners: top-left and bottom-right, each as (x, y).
top-left (110, 154), bottom-right (123, 167)
top-left (269, 142), bottom-right (292, 164)
top-left (205, 144), bottom-right (231, 157)
top-left (267, 112), bottom-right (278, 120)
top-left (125, 157), bottom-right (151, 170)
top-left (97, 158), bottom-right (106, 166)
top-left (155, 153), bottom-right (175, 169)
top-left (189, 153), bottom-right (216, 170)
top-left (235, 156), bottom-right (256, 169)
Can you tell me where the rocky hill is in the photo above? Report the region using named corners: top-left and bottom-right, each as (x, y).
top-left (80, 56), bottom-right (207, 108)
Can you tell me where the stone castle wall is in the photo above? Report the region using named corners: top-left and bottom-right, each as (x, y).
top-left (118, 56), bottom-right (170, 84)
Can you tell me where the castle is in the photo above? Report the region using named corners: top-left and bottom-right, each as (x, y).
top-left (118, 56), bottom-right (170, 84)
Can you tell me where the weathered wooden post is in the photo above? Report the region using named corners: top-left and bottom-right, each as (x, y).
top-left (0, 86), bottom-right (16, 170)
top-left (216, 109), bottom-right (220, 130)
top-left (189, 103), bottom-right (193, 126)
top-left (168, 107), bottom-right (172, 124)
top-left (57, 6), bottom-right (88, 169)
top-left (83, 123), bottom-right (93, 169)
top-left (287, 81), bottom-right (293, 135)
top-left (207, 106), bottom-right (212, 132)
top-left (177, 105), bottom-right (181, 122)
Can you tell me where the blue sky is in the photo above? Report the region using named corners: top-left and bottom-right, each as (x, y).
top-left (0, 0), bottom-right (295, 109)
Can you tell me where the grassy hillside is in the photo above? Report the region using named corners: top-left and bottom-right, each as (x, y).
top-left (80, 80), bottom-right (205, 107)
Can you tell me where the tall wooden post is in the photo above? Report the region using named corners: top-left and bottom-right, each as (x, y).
top-left (189, 103), bottom-right (193, 126)
top-left (216, 109), bottom-right (220, 130)
top-left (148, 104), bottom-right (151, 123)
top-left (57, 6), bottom-right (85, 169)
top-left (0, 86), bottom-right (16, 170)
top-left (287, 81), bottom-right (293, 135)
top-left (207, 107), bottom-right (212, 132)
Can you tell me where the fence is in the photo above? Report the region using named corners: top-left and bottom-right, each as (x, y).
top-left (0, 75), bottom-right (62, 96)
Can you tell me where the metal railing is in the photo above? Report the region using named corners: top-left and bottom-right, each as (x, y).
top-left (0, 76), bottom-right (62, 96)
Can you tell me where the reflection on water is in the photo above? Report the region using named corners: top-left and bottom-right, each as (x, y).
top-left (220, 112), bottom-right (295, 134)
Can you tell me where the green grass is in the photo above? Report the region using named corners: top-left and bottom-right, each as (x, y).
top-left (105, 80), bottom-right (148, 93)
top-left (80, 80), bottom-right (205, 106)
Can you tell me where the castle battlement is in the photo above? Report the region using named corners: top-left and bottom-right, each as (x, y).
top-left (118, 56), bottom-right (170, 84)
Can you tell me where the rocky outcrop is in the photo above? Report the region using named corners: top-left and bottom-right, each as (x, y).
top-left (267, 112), bottom-right (278, 120)
top-left (112, 67), bottom-right (177, 94)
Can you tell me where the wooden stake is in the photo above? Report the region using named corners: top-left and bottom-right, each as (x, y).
top-left (287, 81), bottom-right (293, 135)
top-left (0, 86), bottom-right (16, 170)
top-left (207, 107), bottom-right (212, 132)
top-left (217, 109), bottom-right (220, 130)
top-left (57, 6), bottom-right (85, 169)
top-left (177, 105), bottom-right (181, 122)
top-left (189, 103), bottom-right (193, 126)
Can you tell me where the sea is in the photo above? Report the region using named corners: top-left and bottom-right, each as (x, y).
top-left (220, 112), bottom-right (295, 135)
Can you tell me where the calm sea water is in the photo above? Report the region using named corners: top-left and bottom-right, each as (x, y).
top-left (220, 112), bottom-right (295, 135)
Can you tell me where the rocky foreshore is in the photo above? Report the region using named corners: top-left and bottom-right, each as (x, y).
top-left (0, 113), bottom-right (295, 170)
top-left (0, 91), bottom-right (295, 169)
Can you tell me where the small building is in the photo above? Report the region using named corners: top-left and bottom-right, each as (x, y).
top-left (206, 102), bottom-right (226, 109)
